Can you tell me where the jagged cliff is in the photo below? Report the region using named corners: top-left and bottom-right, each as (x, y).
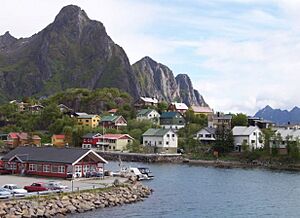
top-left (0, 5), bottom-right (207, 106)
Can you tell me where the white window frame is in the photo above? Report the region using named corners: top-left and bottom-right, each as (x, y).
top-left (43, 165), bottom-right (50, 172)
top-left (29, 164), bottom-right (37, 171)
top-left (58, 166), bottom-right (65, 173)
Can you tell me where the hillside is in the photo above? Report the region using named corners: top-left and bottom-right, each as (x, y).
top-left (0, 5), bottom-right (206, 107)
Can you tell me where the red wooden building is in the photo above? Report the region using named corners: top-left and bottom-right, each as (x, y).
top-left (1, 146), bottom-right (107, 178)
top-left (82, 133), bottom-right (102, 149)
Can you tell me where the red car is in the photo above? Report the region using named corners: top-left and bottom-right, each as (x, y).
top-left (24, 182), bottom-right (49, 192)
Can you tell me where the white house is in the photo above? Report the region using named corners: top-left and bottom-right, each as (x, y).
top-left (194, 127), bottom-right (216, 144)
top-left (270, 129), bottom-right (300, 155)
top-left (232, 126), bottom-right (263, 152)
top-left (136, 109), bottom-right (160, 123)
top-left (142, 128), bottom-right (178, 154)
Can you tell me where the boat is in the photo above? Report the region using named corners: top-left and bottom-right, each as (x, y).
top-left (129, 167), bottom-right (154, 181)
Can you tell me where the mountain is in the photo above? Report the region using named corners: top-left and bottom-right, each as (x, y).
top-left (132, 57), bottom-right (207, 106)
top-left (254, 105), bottom-right (300, 125)
top-left (0, 5), bottom-right (206, 107)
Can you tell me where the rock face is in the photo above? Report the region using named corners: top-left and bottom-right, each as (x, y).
top-left (175, 74), bottom-right (207, 106)
top-left (132, 57), bottom-right (206, 106)
top-left (254, 105), bottom-right (300, 125)
top-left (0, 5), bottom-right (207, 107)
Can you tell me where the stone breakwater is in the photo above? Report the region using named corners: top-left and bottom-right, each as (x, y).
top-left (98, 151), bottom-right (183, 163)
top-left (0, 182), bottom-right (152, 218)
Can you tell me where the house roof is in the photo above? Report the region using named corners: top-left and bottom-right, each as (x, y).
top-left (8, 132), bottom-right (41, 140)
top-left (101, 115), bottom-right (122, 122)
top-left (275, 129), bottom-right (300, 139)
top-left (52, 134), bottom-right (65, 139)
top-left (213, 114), bottom-right (232, 120)
top-left (232, 126), bottom-right (259, 136)
top-left (75, 112), bottom-right (88, 116)
top-left (77, 114), bottom-right (98, 119)
top-left (171, 102), bottom-right (188, 110)
top-left (107, 109), bottom-right (118, 113)
top-left (82, 133), bottom-right (102, 138)
top-left (102, 134), bottom-right (133, 140)
top-left (140, 97), bottom-right (158, 104)
top-left (191, 106), bottom-right (213, 113)
top-left (142, 128), bottom-right (175, 137)
top-left (203, 127), bottom-right (216, 134)
top-left (2, 146), bottom-right (107, 164)
top-left (160, 112), bottom-right (183, 119)
top-left (137, 109), bottom-right (156, 116)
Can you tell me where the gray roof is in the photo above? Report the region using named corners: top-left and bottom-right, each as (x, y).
top-left (137, 109), bottom-right (156, 116)
top-left (2, 146), bottom-right (107, 164)
top-left (143, 128), bottom-right (174, 137)
top-left (232, 126), bottom-right (259, 136)
top-left (204, 127), bottom-right (216, 134)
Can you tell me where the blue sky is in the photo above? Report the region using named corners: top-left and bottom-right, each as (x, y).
top-left (1, 0), bottom-right (300, 115)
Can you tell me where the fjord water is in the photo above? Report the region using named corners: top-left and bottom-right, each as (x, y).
top-left (71, 162), bottom-right (300, 218)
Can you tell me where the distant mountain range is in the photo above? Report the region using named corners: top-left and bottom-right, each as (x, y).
top-left (254, 105), bottom-right (300, 125)
top-left (0, 5), bottom-right (207, 107)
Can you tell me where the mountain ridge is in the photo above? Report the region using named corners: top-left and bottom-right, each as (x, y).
top-left (255, 105), bottom-right (300, 125)
top-left (0, 5), bottom-right (207, 107)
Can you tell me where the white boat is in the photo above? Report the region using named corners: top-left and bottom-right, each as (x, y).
top-left (129, 167), bottom-right (154, 181)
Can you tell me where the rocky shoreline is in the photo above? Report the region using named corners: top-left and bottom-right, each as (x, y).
top-left (0, 180), bottom-right (152, 218)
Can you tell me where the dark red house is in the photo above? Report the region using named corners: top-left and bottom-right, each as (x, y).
top-left (100, 115), bottom-right (127, 129)
top-left (82, 133), bottom-right (102, 149)
top-left (1, 146), bottom-right (107, 178)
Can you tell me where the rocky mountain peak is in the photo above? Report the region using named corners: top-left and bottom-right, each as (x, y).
top-left (0, 31), bottom-right (17, 50)
top-left (54, 5), bottom-right (89, 24)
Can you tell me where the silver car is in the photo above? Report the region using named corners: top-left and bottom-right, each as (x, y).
top-left (0, 188), bottom-right (12, 199)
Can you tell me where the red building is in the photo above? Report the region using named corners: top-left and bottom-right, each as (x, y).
top-left (1, 146), bottom-right (107, 178)
top-left (82, 133), bottom-right (102, 149)
top-left (100, 115), bottom-right (127, 129)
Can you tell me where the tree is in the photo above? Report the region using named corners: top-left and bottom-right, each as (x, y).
top-left (157, 101), bottom-right (168, 113)
top-left (262, 127), bottom-right (275, 152)
top-left (63, 126), bottom-right (73, 146)
top-left (214, 127), bottom-right (234, 153)
top-left (232, 113), bottom-right (248, 127)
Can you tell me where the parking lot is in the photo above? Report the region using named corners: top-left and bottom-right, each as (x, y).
top-left (0, 174), bottom-right (127, 193)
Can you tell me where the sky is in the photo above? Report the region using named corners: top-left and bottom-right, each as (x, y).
top-left (1, 0), bottom-right (300, 115)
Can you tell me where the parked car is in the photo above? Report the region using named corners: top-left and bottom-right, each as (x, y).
top-left (24, 182), bottom-right (49, 192)
top-left (46, 181), bottom-right (68, 191)
top-left (0, 168), bottom-right (11, 175)
top-left (0, 188), bottom-right (12, 199)
top-left (2, 184), bottom-right (27, 196)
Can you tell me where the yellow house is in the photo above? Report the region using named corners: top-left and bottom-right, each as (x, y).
top-left (51, 134), bottom-right (66, 147)
top-left (77, 114), bottom-right (100, 128)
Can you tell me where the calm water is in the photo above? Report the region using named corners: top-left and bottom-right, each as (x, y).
top-left (71, 162), bottom-right (300, 218)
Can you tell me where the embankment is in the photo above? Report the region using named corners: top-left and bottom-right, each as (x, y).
top-left (0, 181), bottom-right (152, 217)
top-left (98, 151), bottom-right (183, 163)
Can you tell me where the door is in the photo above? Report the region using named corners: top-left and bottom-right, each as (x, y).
top-left (74, 165), bottom-right (82, 178)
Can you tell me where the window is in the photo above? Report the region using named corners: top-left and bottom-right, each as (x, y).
top-left (29, 164), bottom-right (37, 171)
top-left (205, 134), bottom-right (211, 138)
top-left (166, 141), bottom-right (169, 145)
top-left (199, 134), bottom-right (203, 137)
top-left (159, 141), bottom-right (162, 145)
top-left (172, 134), bottom-right (175, 137)
top-left (43, 165), bottom-right (50, 172)
top-left (253, 132), bottom-right (256, 135)
top-left (145, 140), bottom-right (148, 144)
top-left (86, 120), bottom-right (89, 122)
top-left (251, 140), bottom-right (255, 144)
top-left (113, 146), bottom-right (116, 150)
top-left (58, 166), bottom-right (65, 173)
top-left (167, 134), bottom-right (170, 137)
top-left (243, 139), bottom-right (247, 143)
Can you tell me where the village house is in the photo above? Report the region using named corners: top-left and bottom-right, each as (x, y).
top-left (28, 104), bottom-right (44, 114)
top-left (51, 134), bottom-right (66, 147)
top-left (100, 115), bottom-right (127, 129)
top-left (5, 132), bottom-right (41, 148)
top-left (57, 104), bottom-right (72, 113)
top-left (194, 127), bottom-right (216, 145)
top-left (82, 134), bottom-right (134, 151)
top-left (232, 126), bottom-right (263, 152)
top-left (107, 109), bottom-right (118, 115)
top-left (191, 106), bottom-right (214, 121)
top-left (168, 102), bottom-right (189, 114)
top-left (270, 129), bottom-right (300, 155)
top-left (134, 96), bottom-right (159, 109)
top-left (81, 133), bottom-right (102, 149)
top-left (142, 128), bottom-right (178, 154)
top-left (1, 146), bottom-right (107, 178)
top-left (209, 112), bottom-right (232, 129)
top-left (136, 109), bottom-right (160, 123)
top-left (160, 112), bottom-right (185, 130)
top-left (248, 117), bottom-right (275, 129)
top-left (77, 114), bottom-right (100, 128)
